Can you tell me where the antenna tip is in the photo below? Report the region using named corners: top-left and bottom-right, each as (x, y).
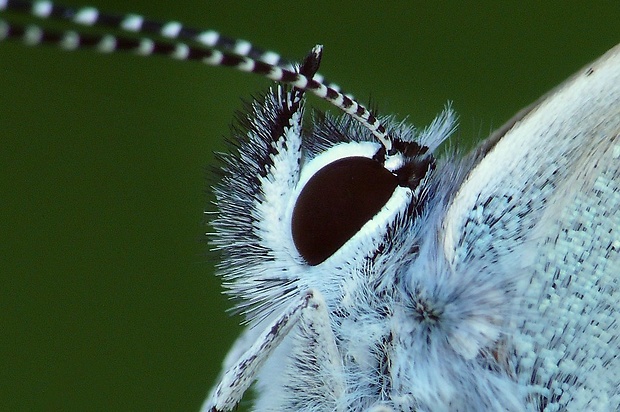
top-left (311, 44), bottom-right (323, 56)
top-left (300, 45), bottom-right (324, 79)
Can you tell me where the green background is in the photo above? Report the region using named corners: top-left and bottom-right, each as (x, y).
top-left (1, 1), bottom-right (618, 410)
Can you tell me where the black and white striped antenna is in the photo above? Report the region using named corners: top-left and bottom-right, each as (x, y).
top-left (0, 0), bottom-right (393, 151)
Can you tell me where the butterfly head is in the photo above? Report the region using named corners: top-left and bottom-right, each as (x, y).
top-left (211, 49), bottom-right (457, 322)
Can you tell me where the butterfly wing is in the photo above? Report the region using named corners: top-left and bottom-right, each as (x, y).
top-left (443, 44), bottom-right (620, 409)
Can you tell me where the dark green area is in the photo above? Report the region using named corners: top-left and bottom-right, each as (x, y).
top-left (1, 1), bottom-right (618, 410)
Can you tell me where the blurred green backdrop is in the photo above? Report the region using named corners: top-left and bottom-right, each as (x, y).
top-left (0, 1), bottom-right (618, 411)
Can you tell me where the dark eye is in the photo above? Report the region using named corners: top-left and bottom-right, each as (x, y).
top-left (291, 156), bottom-right (398, 265)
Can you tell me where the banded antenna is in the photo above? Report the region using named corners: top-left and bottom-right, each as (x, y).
top-left (0, 0), bottom-right (393, 151)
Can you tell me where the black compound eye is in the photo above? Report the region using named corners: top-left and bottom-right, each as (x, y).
top-left (291, 156), bottom-right (398, 266)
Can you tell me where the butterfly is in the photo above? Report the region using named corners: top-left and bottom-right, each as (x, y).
top-left (1, 2), bottom-right (619, 411)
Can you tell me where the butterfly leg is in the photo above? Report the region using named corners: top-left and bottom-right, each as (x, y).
top-left (204, 289), bottom-right (342, 412)
top-left (256, 287), bottom-right (346, 411)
